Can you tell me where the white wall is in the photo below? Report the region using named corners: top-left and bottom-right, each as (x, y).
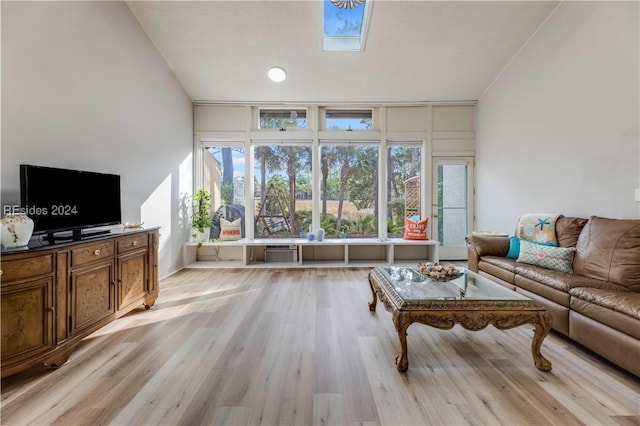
top-left (1, 1), bottom-right (193, 277)
top-left (476, 1), bottom-right (639, 233)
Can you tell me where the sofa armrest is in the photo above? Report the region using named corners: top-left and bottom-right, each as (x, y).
top-left (465, 234), bottom-right (510, 272)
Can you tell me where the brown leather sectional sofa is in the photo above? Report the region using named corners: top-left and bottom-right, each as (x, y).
top-left (466, 216), bottom-right (640, 377)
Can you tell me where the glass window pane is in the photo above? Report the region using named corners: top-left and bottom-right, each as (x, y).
top-left (387, 145), bottom-right (421, 238)
top-left (323, 0), bottom-right (369, 52)
top-left (437, 163), bottom-right (468, 247)
top-left (259, 109), bottom-right (307, 130)
top-left (204, 146), bottom-right (246, 239)
top-left (254, 144), bottom-right (312, 238)
top-left (319, 144), bottom-right (378, 238)
top-left (441, 208), bottom-right (467, 247)
top-left (323, 0), bottom-right (364, 36)
top-left (325, 109), bottom-right (372, 130)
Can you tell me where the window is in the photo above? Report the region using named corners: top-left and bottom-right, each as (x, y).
top-left (386, 144), bottom-right (422, 238)
top-left (325, 109), bottom-right (372, 130)
top-left (259, 109), bottom-right (307, 130)
top-left (203, 145), bottom-right (246, 238)
top-left (319, 143), bottom-right (378, 238)
top-left (323, 0), bottom-right (371, 52)
top-left (254, 143), bottom-right (312, 238)
top-left (197, 105), bottom-right (475, 247)
top-left (436, 161), bottom-right (469, 247)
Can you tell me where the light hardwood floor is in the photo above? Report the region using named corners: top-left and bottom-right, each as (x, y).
top-left (1, 267), bottom-right (639, 425)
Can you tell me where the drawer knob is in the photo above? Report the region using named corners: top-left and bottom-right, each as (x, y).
top-left (48, 306), bottom-right (55, 312)
top-left (94, 249), bottom-right (101, 256)
top-left (133, 241), bottom-right (139, 246)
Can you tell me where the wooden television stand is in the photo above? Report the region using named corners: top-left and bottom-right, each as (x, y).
top-left (0, 227), bottom-right (159, 378)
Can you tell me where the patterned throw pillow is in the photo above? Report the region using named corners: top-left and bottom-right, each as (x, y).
top-left (220, 218), bottom-right (242, 241)
top-left (507, 237), bottom-right (557, 259)
top-left (516, 213), bottom-right (562, 246)
top-left (517, 240), bottom-right (576, 273)
top-left (404, 217), bottom-right (429, 240)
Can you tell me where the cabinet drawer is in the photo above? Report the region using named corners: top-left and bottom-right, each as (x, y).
top-left (71, 241), bottom-right (115, 267)
top-left (1, 254), bottom-right (54, 282)
top-left (117, 234), bottom-right (148, 254)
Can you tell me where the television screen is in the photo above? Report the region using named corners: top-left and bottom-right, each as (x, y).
top-left (20, 164), bottom-right (121, 235)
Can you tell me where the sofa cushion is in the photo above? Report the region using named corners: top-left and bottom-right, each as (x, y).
top-left (569, 286), bottom-right (640, 322)
top-left (514, 273), bottom-right (571, 307)
top-left (555, 216), bottom-right (588, 247)
top-left (516, 240), bottom-right (576, 273)
top-left (514, 264), bottom-right (612, 290)
top-left (480, 255), bottom-right (518, 272)
top-left (572, 216), bottom-right (640, 291)
top-left (514, 265), bottom-right (571, 292)
top-left (478, 257), bottom-right (517, 284)
top-left (570, 286), bottom-right (640, 341)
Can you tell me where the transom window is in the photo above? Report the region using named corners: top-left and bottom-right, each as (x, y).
top-left (259, 109), bottom-right (307, 130)
top-left (325, 109), bottom-right (372, 130)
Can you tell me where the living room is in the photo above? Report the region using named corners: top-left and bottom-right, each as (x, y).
top-left (1, 1), bottom-right (638, 425)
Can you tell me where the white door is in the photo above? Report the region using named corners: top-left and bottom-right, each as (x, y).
top-left (432, 158), bottom-right (474, 260)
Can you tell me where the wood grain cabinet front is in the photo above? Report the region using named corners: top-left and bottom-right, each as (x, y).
top-left (144, 230), bottom-right (160, 309)
top-left (117, 234), bottom-right (148, 254)
top-left (1, 275), bottom-right (55, 375)
top-left (116, 249), bottom-right (147, 313)
top-left (0, 228), bottom-right (159, 379)
top-left (70, 260), bottom-right (116, 336)
top-left (71, 241), bottom-right (115, 268)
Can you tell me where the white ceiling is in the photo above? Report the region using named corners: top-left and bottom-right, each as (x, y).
top-left (126, 1), bottom-right (560, 104)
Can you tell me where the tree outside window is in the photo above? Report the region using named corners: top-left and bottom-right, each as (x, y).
top-left (320, 144), bottom-right (378, 238)
top-left (254, 144), bottom-right (312, 238)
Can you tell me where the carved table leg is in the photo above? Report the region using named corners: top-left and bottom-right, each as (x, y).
top-left (368, 273), bottom-right (378, 311)
top-left (393, 312), bottom-right (411, 372)
top-left (532, 311), bottom-right (553, 372)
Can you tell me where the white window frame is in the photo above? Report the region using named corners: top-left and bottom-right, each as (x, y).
top-left (432, 157), bottom-right (474, 260)
top-left (251, 139), bottom-right (314, 239)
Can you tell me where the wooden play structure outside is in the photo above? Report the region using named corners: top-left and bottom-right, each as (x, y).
top-left (254, 177), bottom-right (420, 237)
top-left (255, 183), bottom-right (294, 236)
top-left (404, 176), bottom-right (421, 218)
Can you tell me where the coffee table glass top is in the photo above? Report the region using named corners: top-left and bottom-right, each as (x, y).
top-left (378, 266), bottom-right (530, 302)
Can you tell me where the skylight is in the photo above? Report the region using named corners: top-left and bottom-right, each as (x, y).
top-left (323, 0), bottom-right (371, 52)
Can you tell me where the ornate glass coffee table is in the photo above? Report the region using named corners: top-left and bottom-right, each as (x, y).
top-left (368, 266), bottom-right (553, 372)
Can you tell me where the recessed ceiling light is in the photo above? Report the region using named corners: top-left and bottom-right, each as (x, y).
top-left (268, 67), bottom-right (287, 82)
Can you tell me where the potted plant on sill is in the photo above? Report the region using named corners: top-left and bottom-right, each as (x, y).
top-left (191, 188), bottom-right (213, 246)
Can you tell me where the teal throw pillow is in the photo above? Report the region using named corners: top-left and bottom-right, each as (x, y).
top-left (507, 237), bottom-right (520, 259)
top-left (516, 240), bottom-right (576, 273)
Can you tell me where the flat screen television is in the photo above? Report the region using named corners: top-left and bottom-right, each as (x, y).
top-left (20, 164), bottom-right (121, 241)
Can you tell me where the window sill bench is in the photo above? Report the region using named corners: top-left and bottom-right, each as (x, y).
top-left (183, 238), bottom-right (439, 268)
